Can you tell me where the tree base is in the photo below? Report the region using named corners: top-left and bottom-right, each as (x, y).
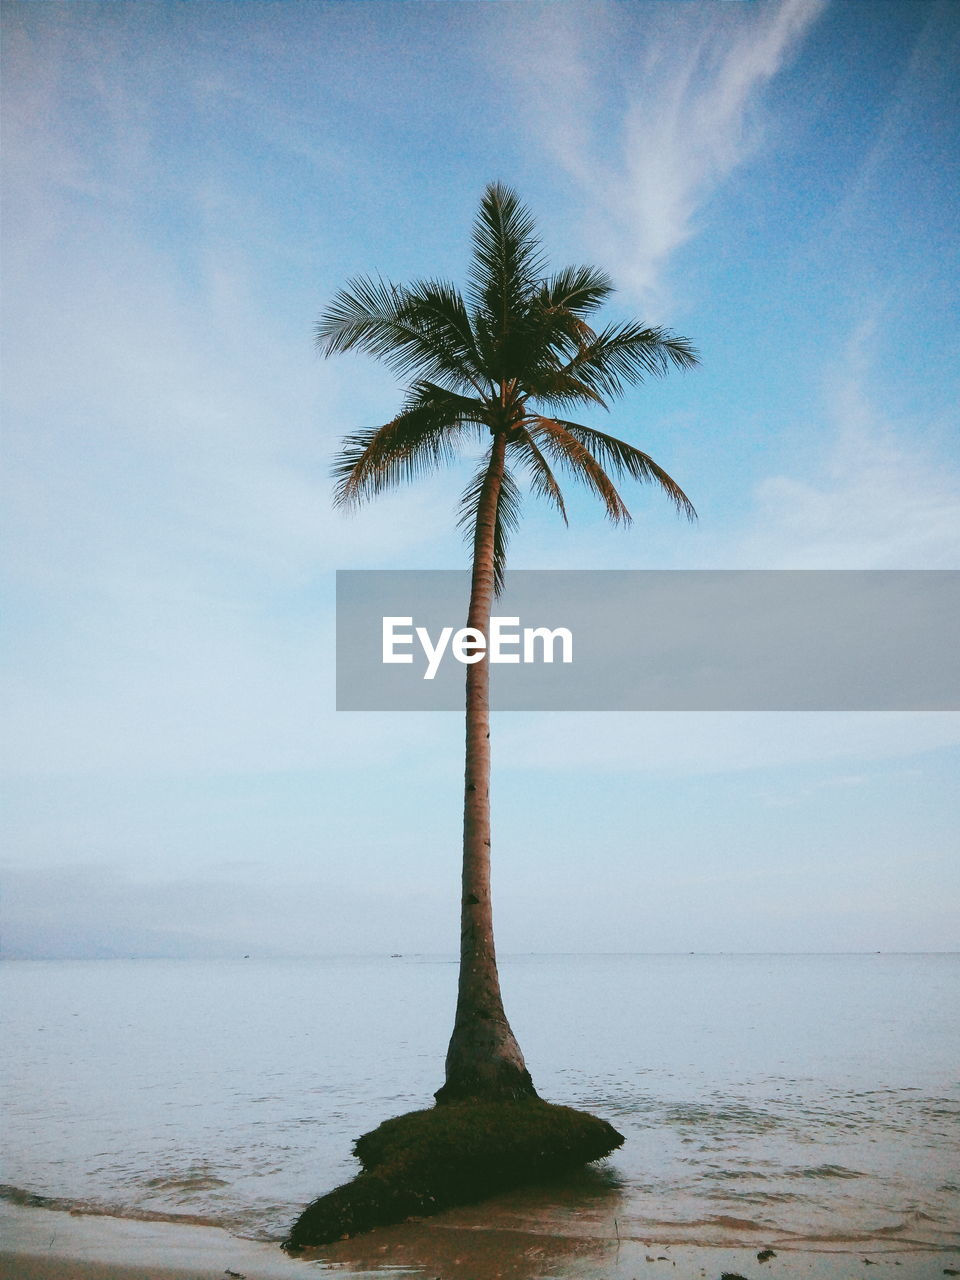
top-left (284, 1098), bottom-right (624, 1251)
top-left (433, 1064), bottom-right (538, 1106)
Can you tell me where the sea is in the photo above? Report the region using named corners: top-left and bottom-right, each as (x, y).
top-left (1, 953), bottom-right (958, 1262)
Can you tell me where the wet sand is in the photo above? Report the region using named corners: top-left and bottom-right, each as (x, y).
top-left (2, 1261), bottom-right (227, 1280)
top-left (0, 1203), bottom-right (314, 1280)
top-left (3, 1201), bottom-right (959, 1280)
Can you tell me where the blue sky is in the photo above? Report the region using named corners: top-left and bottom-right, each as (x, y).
top-left (2, 0), bottom-right (958, 958)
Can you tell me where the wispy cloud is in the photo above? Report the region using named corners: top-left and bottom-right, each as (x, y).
top-left (730, 315), bottom-right (960, 569)
top-left (1, 35), bottom-right (466, 780)
top-left (500, 0), bottom-right (825, 309)
top-left (829, 0), bottom-right (959, 252)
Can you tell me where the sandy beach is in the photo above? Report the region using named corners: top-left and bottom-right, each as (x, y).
top-left (3, 1201), bottom-right (959, 1280)
top-left (0, 1202), bottom-right (315, 1280)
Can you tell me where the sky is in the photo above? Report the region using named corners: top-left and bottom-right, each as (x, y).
top-left (2, 0), bottom-right (958, 959)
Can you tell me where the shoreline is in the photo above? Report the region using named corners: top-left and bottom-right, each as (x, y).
top-left (3, 1200), bottom-right (959, 1280)
top-left (0, 1203), bottom-right (313, 1280)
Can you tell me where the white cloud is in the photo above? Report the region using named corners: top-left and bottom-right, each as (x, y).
top-left (730, 317), bottom-right (960, 570)
top-left (1, 50), bottom-right (471, 780)
top-left (500, 0), bottom-right (826, 309)
top-left (741, 439), bottom-right (960, 569)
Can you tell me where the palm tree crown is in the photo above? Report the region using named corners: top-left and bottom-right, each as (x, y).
top-left (318, 182), bottom-right (697, 589)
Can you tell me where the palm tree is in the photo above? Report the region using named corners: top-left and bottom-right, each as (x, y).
top-left (318, 182), bottom-right (697, 1106)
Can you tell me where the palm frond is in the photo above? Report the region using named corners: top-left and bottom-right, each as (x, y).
top-left (560, 322), bottom-right (700, 398)
top-left (316, 274), bottom-right (403, 355)
top-left (521, 268), bottom-right (610, 374)
top-left (333, 396), bottom-right (483, 507)
top-left (558, 421), bottom-right (697, 520)
top-left (468, 183), bottom-right (546, 349)
top-left (538, 264), bottom-right (614, 318)
top-left (521, 363), bottom-right (608, 411)
top-left (407, 381), bottom-right (491, 424)
top-left (511, 431), bottom-right (568, 525)
top-left (399, 280), bottom-right (489, 393)
top-left (529, 416), bottom-right (631, 525)
top-left (458, 456), bottom-right (523, 597)
top-left (316, 275), bottom-right (480, 390)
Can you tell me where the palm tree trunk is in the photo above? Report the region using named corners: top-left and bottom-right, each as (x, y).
top-left (435, 431), bottom-right (537, 1106)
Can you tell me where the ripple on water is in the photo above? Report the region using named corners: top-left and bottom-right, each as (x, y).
top-left (784, 1164), bottom-right (865, 1179)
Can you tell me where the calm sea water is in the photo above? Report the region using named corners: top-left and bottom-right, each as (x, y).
top-left (1, 954), bottom-right (958, 1256)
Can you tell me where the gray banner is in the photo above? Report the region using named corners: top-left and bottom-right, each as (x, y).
top-left (336, 570), bottom-right (959, 711)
